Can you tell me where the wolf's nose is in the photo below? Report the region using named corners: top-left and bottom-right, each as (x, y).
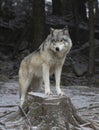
top-left (56, 47), bottom-right (59, 51)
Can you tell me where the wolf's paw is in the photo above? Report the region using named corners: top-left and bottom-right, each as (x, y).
top-left (45, 91), bottom-right (53, 95)
top-left (58, 91), bottom-right (65, 96)
top-left (57, 88), bottom-right (65, 96)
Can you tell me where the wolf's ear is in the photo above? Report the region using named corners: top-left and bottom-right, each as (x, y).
top-left (50, 27), bottom-right (54, 36)
top-left (63, 26), bottom-right (69, 36)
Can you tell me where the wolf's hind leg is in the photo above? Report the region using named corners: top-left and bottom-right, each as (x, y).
top-left (20, 74), bottom-right (33, 107)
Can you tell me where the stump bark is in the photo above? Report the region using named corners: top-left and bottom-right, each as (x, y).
top-left (0, 92), bottom-right (99, 130)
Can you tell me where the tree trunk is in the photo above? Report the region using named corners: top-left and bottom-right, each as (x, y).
top-left (52, 0), bottom-right (62, 15)
top-left (1, 93), bottom-right (99, 130)
top-left (88, 0), bottom-right (95, 75)
top-left (60, 0), bottom-right (72, 16)
top-left (78, 0), bottom-right (88, 21)
top-left (31, 0), bottom-right (46, 51)
top-left (95, 0), bottom-right (98, 13)
top-left (95, 0), bottom-right (99, 25)
top-left (72, 0), bottom-right (80, 44)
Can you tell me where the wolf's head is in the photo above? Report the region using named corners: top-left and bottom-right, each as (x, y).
top-left (48, 28), bottom-right (72, 55)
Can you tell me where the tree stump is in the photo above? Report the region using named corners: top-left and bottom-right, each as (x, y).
top-left (1, 92), bottom-right (99, 130)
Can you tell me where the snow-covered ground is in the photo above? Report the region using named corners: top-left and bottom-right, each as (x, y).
top-left (0, 81), bottom-right (99, 121)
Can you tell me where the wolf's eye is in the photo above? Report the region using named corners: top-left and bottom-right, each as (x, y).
top-left (60, 39), bottom-right (67, 42)
top-left (63, 39), bottom-right (68, 42)
top-left (60, 39), bottom-right (63, 42)
top-left (51, 39), bottom-right (55, 43)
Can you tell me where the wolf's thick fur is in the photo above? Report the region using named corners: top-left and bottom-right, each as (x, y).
top-left (19, 28), bottom-right (72, 107)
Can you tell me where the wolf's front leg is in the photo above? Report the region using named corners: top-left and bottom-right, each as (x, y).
top-left (42, 64), bottom-right (52, 95)
top-left (55, 65), bottom-right (64, 96)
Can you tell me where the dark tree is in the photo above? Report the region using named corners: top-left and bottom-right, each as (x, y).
top-left (0, 0), bottom-right (2, 16)
top-left (78, 0), bottom-right (88, 21)
top-left (95, 0), bottom-right (99, 24)
top-left (72, 0), bottom-right (80, 44)
top-left (61, 0), bottom-right (72, 16)
top-left (31, 0), bottom-right (46, 51)
top-left (52, 0), bottom-right (62, 15)
top-left (88, 0), bottom-right (95, 75)
top-left (95, 0), bottom-right (98, 13)
top-left (71, 0), bottom-right (88, 44)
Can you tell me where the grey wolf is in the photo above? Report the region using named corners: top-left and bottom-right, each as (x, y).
top-left (19, 28), bottom-right (72, 107)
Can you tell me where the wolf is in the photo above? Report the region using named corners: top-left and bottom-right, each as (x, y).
top-left (19, 28), bottom-right (72, 107)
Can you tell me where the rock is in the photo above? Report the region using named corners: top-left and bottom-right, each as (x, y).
top-left (73, 62), bottom-right (88, 76)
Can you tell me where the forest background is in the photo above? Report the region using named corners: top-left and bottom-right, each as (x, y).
top-left (0, 0), bottom-right (99, 86)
